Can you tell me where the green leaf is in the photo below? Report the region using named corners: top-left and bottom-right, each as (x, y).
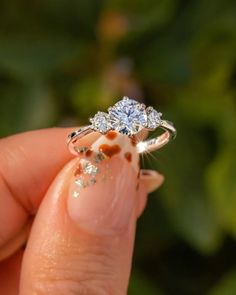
top-left (207, 146), bottom-right (236, 237)
top-left (149, 118), bottom-right (223, 253)
top-left (208, 270), bottom-right (236, 295)
top-left (71, 77), bottom-right (116, 121)
top-left (128, 271), bottom-right (163, 295)
top-left (0, 80), bottom-right (56, 136)
top-left (0, 34), bottom-right (84, 79)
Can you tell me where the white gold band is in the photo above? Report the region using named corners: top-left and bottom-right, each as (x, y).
top-left (67, 120), bottom-right (176, 155)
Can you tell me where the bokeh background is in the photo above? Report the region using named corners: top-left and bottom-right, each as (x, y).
top-left (0, 1), bottom-right (236, 294)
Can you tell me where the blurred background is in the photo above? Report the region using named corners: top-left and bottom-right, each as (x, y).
top-left (0, 0), bottom-right (236, 294)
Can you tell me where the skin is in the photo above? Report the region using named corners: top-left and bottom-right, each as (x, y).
top-left (0, 128), bottom-right (163, 295)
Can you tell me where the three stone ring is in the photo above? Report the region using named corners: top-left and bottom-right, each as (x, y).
top-left (67, 97), bottom-right (176, 155)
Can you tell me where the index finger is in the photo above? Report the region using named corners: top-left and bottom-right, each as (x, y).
top-left (0, 127), bottom-right (99, 258)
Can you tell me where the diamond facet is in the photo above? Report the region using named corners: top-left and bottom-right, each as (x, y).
top-left (90, 112), bottom-right (111, 134)
top-left (108, 97), bottom-right (148, 135)
top-left (90, 97), bottom-right (162, 136)
top-left (146, 106), bottom-right (161, 129)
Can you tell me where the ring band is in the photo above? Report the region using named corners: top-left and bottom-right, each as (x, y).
top-left (67, 97), bottom-right (176, 155)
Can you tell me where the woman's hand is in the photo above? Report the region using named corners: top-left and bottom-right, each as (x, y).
top-left (0, 128), bottom-right (163, 295)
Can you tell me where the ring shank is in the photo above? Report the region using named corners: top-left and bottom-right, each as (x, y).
top-left (136, 120), bottom-right (176, 153)
top-left (67, 126), bottom-right (93, 155)
top-left (67, 120), bottom-right (176, 155)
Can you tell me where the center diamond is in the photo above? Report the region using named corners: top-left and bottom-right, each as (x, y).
top-left (109, 97), bottom-right (147, 135)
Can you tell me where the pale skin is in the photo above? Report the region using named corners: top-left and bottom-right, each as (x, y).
top-left (0, 128), bottom-right (164, 295)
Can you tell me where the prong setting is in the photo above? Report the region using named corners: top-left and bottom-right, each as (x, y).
top-left (122, 96), bottom-right (129, 101)
top-left (90, 97), bottom-right (162, 136)
top-left (67, 97), bottom-right (176, 156)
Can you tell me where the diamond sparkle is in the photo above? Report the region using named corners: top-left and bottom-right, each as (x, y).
top-left (146, 106), bottom-right (162, 129)
top-left (90, 112), bottom-right (111, 134)
top-left (109, 97), bottom-right (147, 135)
top-left (90, 97), bottom-right (162, 136)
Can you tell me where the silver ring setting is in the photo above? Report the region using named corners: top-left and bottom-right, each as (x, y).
top-left (67, 97), bottom-right (176, 155)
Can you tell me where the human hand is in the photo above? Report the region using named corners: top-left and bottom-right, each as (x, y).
top-left (0, 128), bottom-right (163, 295)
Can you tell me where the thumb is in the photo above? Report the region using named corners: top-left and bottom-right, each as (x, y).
top-left (20, 132), bottom-right (143, 295)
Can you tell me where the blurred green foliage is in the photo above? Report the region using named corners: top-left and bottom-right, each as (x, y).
top-left (0, 0), bottom-right (236, 294)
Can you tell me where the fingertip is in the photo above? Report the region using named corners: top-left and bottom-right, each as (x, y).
top-left (140, 169), bottom-right (164, 193)
top-left (136, 180), bottom-right (148, 218)
top-left (136, 170), bottom-right (164, 217)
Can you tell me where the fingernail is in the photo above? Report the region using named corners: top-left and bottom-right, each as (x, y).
top-left (140, 169), bottom-right (164, 193)
top-left (67, 132), bottom-right (140, 235)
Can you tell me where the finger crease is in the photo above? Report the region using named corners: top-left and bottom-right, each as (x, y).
top-left (0, 170), bottom-right (30, 216)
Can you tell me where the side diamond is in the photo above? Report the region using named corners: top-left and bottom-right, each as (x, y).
top-left (146, 106), bottom-right (162, 129)
top-left (90, 112), bottom-right (111, 134)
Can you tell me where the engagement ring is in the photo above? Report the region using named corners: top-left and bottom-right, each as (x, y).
top-left (67, 97), bottom-right (176, 155)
